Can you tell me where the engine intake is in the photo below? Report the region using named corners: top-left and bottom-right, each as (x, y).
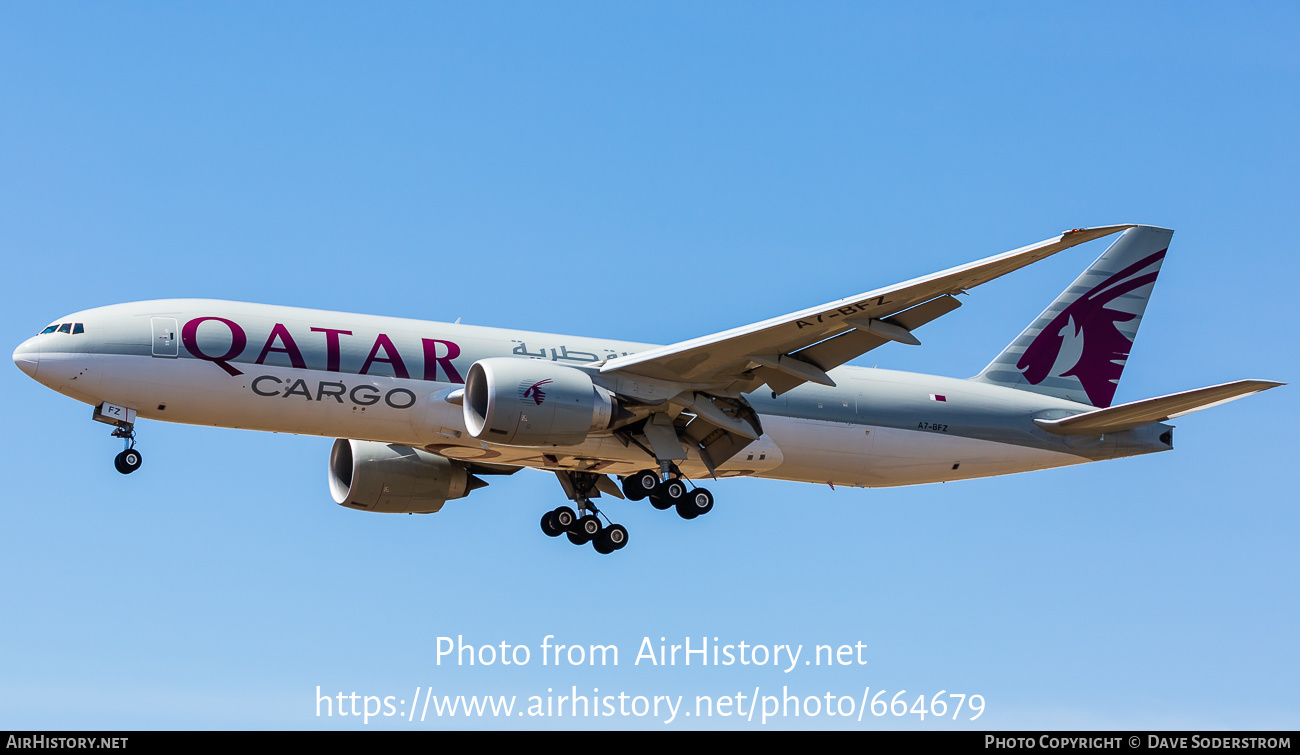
top-left (463, 358), bottom-right (615, 445)
top-left (328, 438), bottom-right (482, 513)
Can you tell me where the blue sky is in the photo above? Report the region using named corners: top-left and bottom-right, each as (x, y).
top-left (1, 2), bottom-right (1296, 729)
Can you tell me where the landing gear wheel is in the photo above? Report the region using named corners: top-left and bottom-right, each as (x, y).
top-left (623, 470), bottom-right (659, 501)
top-left (540, 511), bottom-right (563, 537)
top-left (552, 506), bottom-right (577, 532)
top-left (604, 523), bottom-right (629, 551)
top-left (568, 514), bottom-right (602, 545)
top-left (657, 478), bottom-right (686, 500)
top-left (680, 487), bottom-right (713, 518)
top-left (593, 524), bottom-right (628, 555)
top-left (114, 449), bottom-right (142, 475)
top-left (650, 478), bottom-right (685, 510)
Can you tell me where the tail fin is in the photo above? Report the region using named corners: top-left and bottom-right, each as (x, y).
top-left (973, 225), bottom-right (1173, 407)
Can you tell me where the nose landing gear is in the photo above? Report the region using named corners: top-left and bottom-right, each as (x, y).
top-left (94, 402), bottom-right (142, 475)
top-left (110, 424), bottom-right (142, 475)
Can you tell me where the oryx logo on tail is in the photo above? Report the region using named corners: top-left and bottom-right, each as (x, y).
top-left (1017, 249), bottom-right (1166, 407)
top-left (974, 225), bottom-right (1174, 407)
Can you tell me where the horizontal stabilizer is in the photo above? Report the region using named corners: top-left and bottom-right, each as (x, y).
top-left (1034, 380), bottom-right (1284, 435)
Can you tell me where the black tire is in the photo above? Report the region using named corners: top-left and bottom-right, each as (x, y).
top-left (685, 487), bottom-right (714, 517)
top-left (624, 470), bottom-right (659, 501)
top-left (649, 494), bottom-right (673, 511)
top-left (115, 449), bottom-right (142, 475)
top-left (675, 498), bottom-right (700, 520)
top-left (579, 514), bottom-right (602, 538)
top-left (657, 478), bottom-right (686, 501)
top-left (604, 524), bottom-right (629, 551)
top-left (540, 511), bottom-right (563, 537)
top-left (592, 534), bottom-right (615, 555)
top-left (566, 514), bottom-right (600, 545)
top-left (552, 506), bottom-right (577, 532)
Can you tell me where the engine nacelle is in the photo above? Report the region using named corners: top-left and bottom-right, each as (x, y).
top-left (328, 438), bottom-right (479, 513)
top-left (463, 358), bottom-right (615, 445)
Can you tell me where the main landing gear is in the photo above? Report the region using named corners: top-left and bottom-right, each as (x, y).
top-left (543, 471), bottom-right (629, 555)
top-left (620, 467), bottom-right (715, 520)
top-left (540, 464), bottom-right (715, 554)
top-left (540, 505), bottom-right (629, 555)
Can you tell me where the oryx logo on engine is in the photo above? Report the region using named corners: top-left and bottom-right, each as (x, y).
top-left (520, 378), bottom-right (553, 405)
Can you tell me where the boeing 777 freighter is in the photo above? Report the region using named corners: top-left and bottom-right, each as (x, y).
top-left (12, 225), bottom-right (1282, 553)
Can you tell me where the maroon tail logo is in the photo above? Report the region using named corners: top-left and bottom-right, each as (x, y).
top-left (1017, 249), bottom-right (1166, 407)
top-left (521, 378), bottom-right (554, 405)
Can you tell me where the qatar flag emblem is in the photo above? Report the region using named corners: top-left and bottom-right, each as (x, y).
top-left (929, 394), bottom-right (947, 402)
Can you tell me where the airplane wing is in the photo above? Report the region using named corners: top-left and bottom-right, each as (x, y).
top-left (600, 225), bottom-right (1135, 395)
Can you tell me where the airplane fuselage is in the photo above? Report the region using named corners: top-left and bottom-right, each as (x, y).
top-left (13, 299), bottom-right (1172, 490)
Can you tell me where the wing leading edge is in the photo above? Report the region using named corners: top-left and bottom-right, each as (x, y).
top-left (601, 225), bottom-right (1136, 395)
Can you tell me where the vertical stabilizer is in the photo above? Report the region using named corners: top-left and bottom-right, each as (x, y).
top-left (973, 225), bottom-right (1173, 407)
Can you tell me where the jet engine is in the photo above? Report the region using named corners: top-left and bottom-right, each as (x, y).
top-left (463, 358), bottom-right (616, 445)
top-left (328, 438), bottom-right (484, 513)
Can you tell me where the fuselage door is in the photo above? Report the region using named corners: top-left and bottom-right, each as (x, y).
top-left (151, 317), bottom-right (179, 357)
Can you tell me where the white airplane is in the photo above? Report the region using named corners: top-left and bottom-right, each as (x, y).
top-left (12, 225), bottom-right (1281, 554)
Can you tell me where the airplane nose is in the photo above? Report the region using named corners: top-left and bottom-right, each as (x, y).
top-left (13, 338), bottom-right (40, 378)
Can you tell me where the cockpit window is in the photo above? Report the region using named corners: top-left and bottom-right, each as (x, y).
top-left (39, 322), bottom-right (85, 335)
